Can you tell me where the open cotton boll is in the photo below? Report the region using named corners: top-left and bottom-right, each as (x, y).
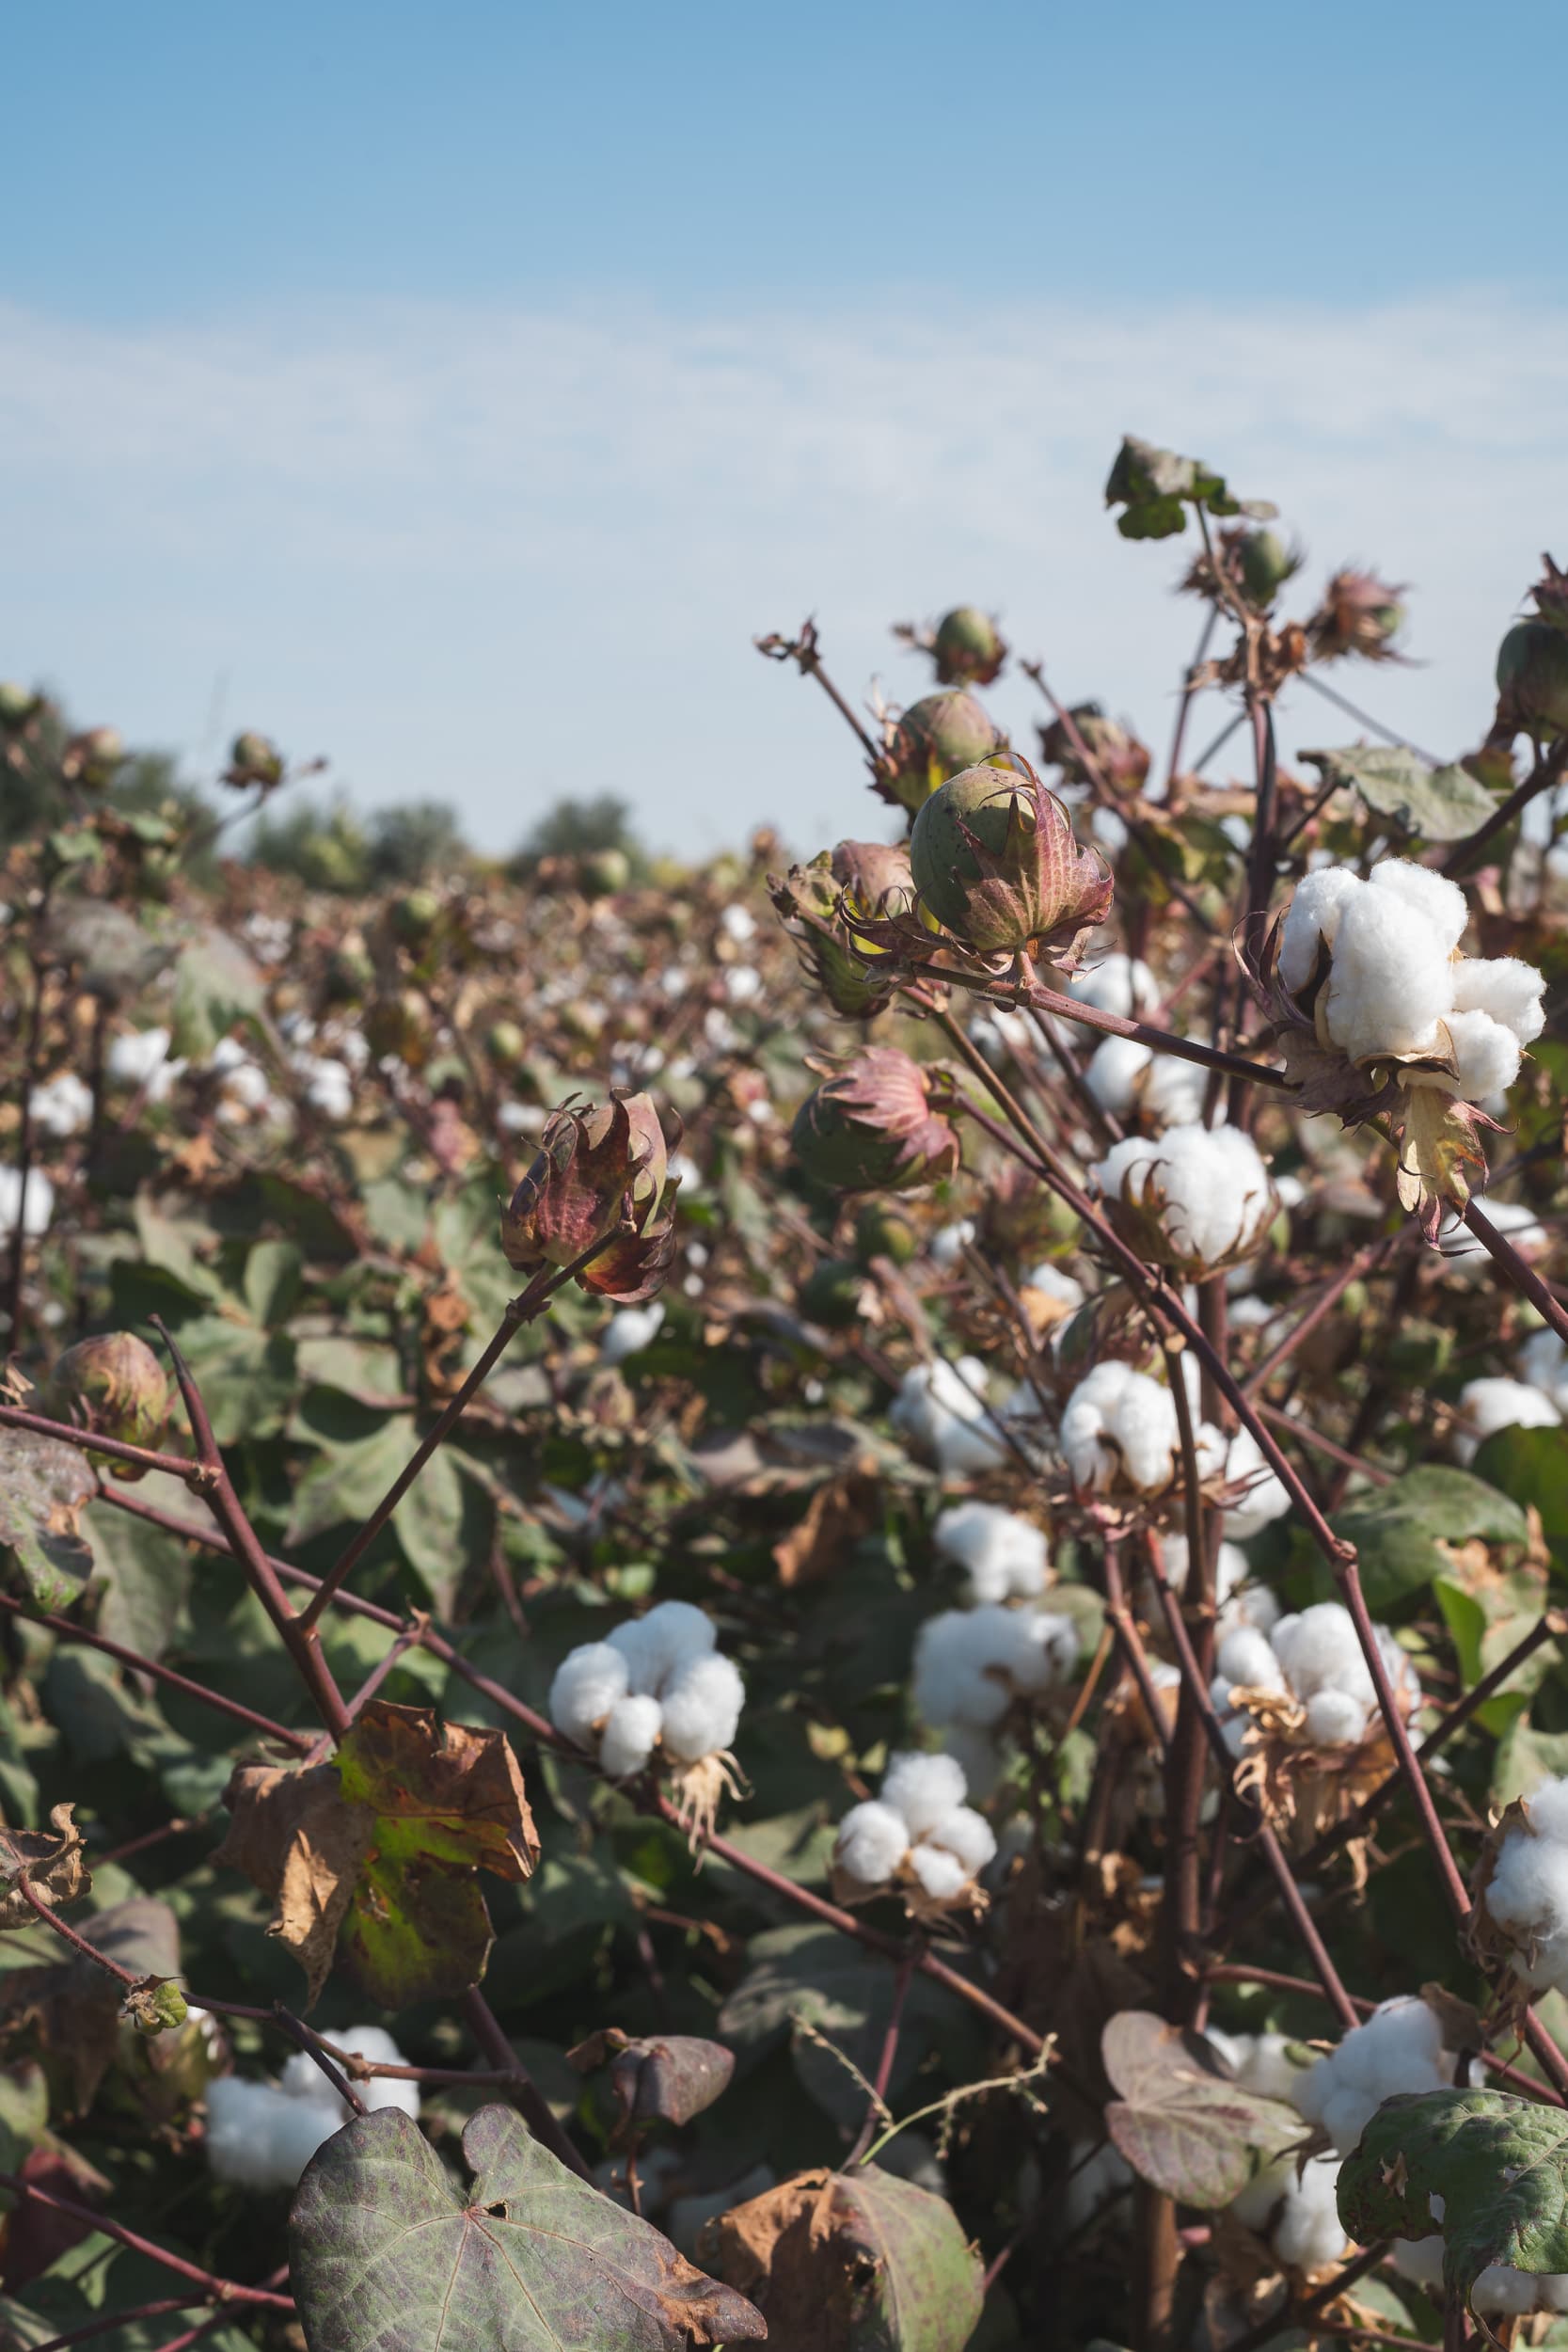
top-left (548, 1642), bottom-right (630, 1743)
top-left (1204, 2029), bottom-right (1307, 2106)
top-left (1292, 1996), bottom-right (1454, 2156)
top-left (1212, 1540), bottom-right (1281, 1638)
top-left (598, 1692), bottom-right (665, 1778)
top-left (1442, 1008), bottom-right (1522, 1101)
top-left (1212, 1625), bottom-right (1288, 1699)
top-left (0, 1167), bottom-right (54, 1240)
top-left (912, 1605), bottom-right (1078, 1731)
top-left (1061, 1361), bottom-right (1180, 1496)
top-left (881, 1751), bottom-right (970, 1836)
top-left (1522, 1329), bottom-right (1568, 1414)
top-left (658, 1653), bottom-right (744, 1762)
top-left (1222, 1429), bottom-right (1291, 1538)
top-left (1304, 1689), bottom-right (1370, 1746)
top-left (1230, 2152), bottom-right (1345, 2272)
top-left (891, 1358), bottom-right (1007, 1475)
top-left (929, 1218), bottom-right (976, 1269)
top-left (1481, 1777), bottom-right (1568, 1995)
top-left (1085, 1034), bottom-right (1153, 1115)
top-left (600, 1303), bottom-right (666, 1364)
top-left (835, 1801), bottom-right (911, 1887)
top-left (28, 1073), bottom-right (93, 1137)
top-left (206, 2075), bottom-right (345, 2189)
top-left (1323, 885), bottom-right (1456, 1065)
top-left (906, 1844), bottom-right (969, 1902)
top-left (1279, 867), bottom-right (1364, 993)
top-left (280, 2027), bottom-right (420, 2121)
top-left (1069, 954), bottom-right (1158, 1017)
top-left (924, 1805), bottom-right (997, 1877)
top-left (1395, 2234), bottom-right (1568, 2318)
top-left (1142, 1054), bottom-right (1208, 1127)
top-left (933, 1502), bottom-right (1050, 1604)
top-left (1450, 954), bottom-right (1546, 1044)
top-left (1093, 1122), bottom-right (1275, 1269)
top-left (108, 1025), bottom-right (183, 1097)
top-left (1082, 1035), bottom-right (1206, 1128)
top-left (608, 1600), bottom-right (717, 1695)
top-left (1451, 1375), bottom-right (1560, 1467)
top-left (1368, 856), bottom-right (1469, 953)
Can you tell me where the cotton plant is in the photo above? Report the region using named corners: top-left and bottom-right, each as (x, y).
top-left (1449, 1374), bottom-right (1560, 1465)
top-left (832, 1751), bottom-right (998, 1917)
top-left (1271, 856), bottom-right (1546, 1231)
top-left (932, 1502), bottom-right (1051, 1603)
top-left (1211, 1599), bottom-right (1419, 1758)
top-left (206, 2026), bottom-right (419, 2191)
top-left (548, 1599), bottom-right (745, 1835)
top-left (1091, 1123), bottom-right (1277, 1276)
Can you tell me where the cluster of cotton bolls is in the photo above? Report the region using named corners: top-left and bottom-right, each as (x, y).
top-left (1210, 1600), bottom-right (1418, 1754)
top-left (548, 1600), bottom-right (744, 1827)
top-left (1203, 2030), bottom-right (1343, 2273)
top-left (833, 1752), bottom-right (997, 1911)
top-left (1478, 1776), bottom-right (1568, 1996)
top-left (206, 2026), bottom-right (418, 2190)
top-left (1279, 857), bottom-right (1544, 1100)
top-left (1058, 1359), bottom-right (1291, 1535)
top-left (933, 1502), bottom-right (1050, 1603)
top-left (1092, 1122), bottom-right (1276, 1272)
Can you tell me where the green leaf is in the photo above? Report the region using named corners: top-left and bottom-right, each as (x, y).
top-left (1104, 435), bottom-right (1276, 541)
top-left (1300, 744), bottom-right (1497, 842)
top-left (244, 1238), bottom-right (304, 1327)
top-left (1101, 2010), bottom-right (1306, 2208)
top-left (1334, 1467), bottom-right (1530, 1612)
top-left (1476, 1425), bottom-right (1568, 1569)
top-left (170, 1317), bottom-right (295, 1445)
top-left (168, 924), bottom-right (265, 1059)
top-left (0, 1428), bottom-right (96, 1611)
top-left (710, 2164), bottom-right (985, 2351)
top-left (81, 1498), bottom-right (189, 1662)
top-left (289, 2105), bottom-right (766, 2350)
top-left (1338, 2088), bottom-right (1568, 2312)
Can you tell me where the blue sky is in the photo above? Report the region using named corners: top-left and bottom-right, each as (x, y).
top-left (4, 2), bottom-right (1566, 851)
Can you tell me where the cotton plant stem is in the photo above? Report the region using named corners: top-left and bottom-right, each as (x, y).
top-left (1164, 609), bottom-right (1220, 789)
top-left (1439, 732), bottom-right (1568, 875)
top-left (754, 621), bottom-right (883, 764)
top-left (25, 2299), bottom-right (212, 2352)
top-left (1021, 977), bottom-right (1291, 1092)
top-left (1101, 1536), bottom-right (1171, 1757)
top-left (1158, 1343), bottom-right (1216, 2024)
top-left (0, 2168), bottom-right (295, 2310)
top-left (1460, 1200), bottom-right (1568, 1347)
top-left (0, 1593), bottom-right (312, 1753)
top-left (1241, 1239), bottom-right (1396, 1399)
top-left (845, 1947), bottom-right (915, 2168)
top-left (1295, 668), bottom-right (1442, 767)
top-left (0, 1401), bottom-right (200, 1485)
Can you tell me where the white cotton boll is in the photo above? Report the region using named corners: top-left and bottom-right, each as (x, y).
top-left (1522, 1330), bottom-right (1568, 1413)
top-left (1269, 2154), bottom-right (1346, 2271)
top-left (206, 2076), bottom-right (343, 2189)
top-left (1271, 1605), bottom-right (1371, 1704)
top-left (1142, 1055), bottom-right (1209, 1127)
top-left (1111, 1374), bottom-right (1182, 1495)
top-left (600, 1303), bottom-right (665, 1364)
top-left (303, 1059), bottom-right (354, 1120)
top-left (835, 1801), bottom-right (911, 1886)
top-left (1451, 954), bottom-right (1546, 1045)
top-left (1085, 1033), bottom-right (1152, 1115)
top-left (608, 1600), bottom-right (718, 1694)
top-left (1208, 2030), bottom-right (1307, 2105)
top-left (1023, 1612), bottom-right (1082, 1688)
top-left (598, 1693), bottom-right (665, 1778)
top-left (1223, 1428), bottom-right (1291, 1538)
top-left (1304, 1690), bottom-right (1370, 1746)
top-left (548, 1643), bottom-right (631, 1742)
top-left (1451, 1376), bottom-right (1560, 1467)
top-left (1323, 886), bottom-right (1456, 1065)
top-left (1294, 1996), bottom-right (1449, 2156)
top-left (1022, 1263), bottom-right (1085, 1314)
top-left (924, 1806), bottom-right (997, 1877)
top-left (1368, 857), bottom-right (1469, 953)
top-left (724, 965), bottom-right (762, 1005)
top-left (0, 1167), bottom-right (54, 1239)
top-left (1215, 1626), bottom-right (1288, 1696)
top-left (929, 1218), bottom-right (976, 1269)
top-left (1481, 1785), bottom-right (1568, 1994)
top-left (933, 1502), bottom-right (1050, 1604)
top-left (280, 2027), bottom-right (420, 2122)
top-left (1279, 867), bottom-right (1365, 993)
top-left (906, 1843), bottom-right (969, 1902)
top-left (891, 1358), bottom-right (1006, 1475)
top-left (1069, 954), bottom-right (1159, 1017)
top-left (912, 1605), bottom-right (1077, 1731)
top-left (28, 1073), bottom-right (93, 1137)
top-left (1061, 1361), bottom-right (1172, 1495)
top-left (881, 1751), bottom-right (970, 1836)
top-left (720, 903), bottom-right (757, 945)
top-left (658, 1653), bottom-right (744, 1761)
top-left (1440, 1007), bottom-right (1523, 1101)
top-left (1093, 1122), bottom-right (1275, 1268)
top-left (108, 1025), bottom-right (176, 1091)
top-left (1211, 1541), bottom-right (1281, 1638)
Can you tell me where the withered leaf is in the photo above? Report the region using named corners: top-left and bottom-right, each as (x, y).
top-left (1102, 2010), bottom-right (1306, 2210)
top-left (0, 1805), bottom-right (90, 1931)
top-left (0, 1897), bottom-right (177, 2113)
top-left (0, 1430), bottom-right (97, 1613)
top-left (290, 2105), bottom-right (765, 2352)
top-left (706, 2164), bottom-right (984, 2352)
top-left (213, 1761), bottom-right (374, 2009)
top-left (567, 2029), bottom-right (735, 2142)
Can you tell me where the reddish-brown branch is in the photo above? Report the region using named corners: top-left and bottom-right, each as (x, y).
top-left (0, 2168), bottom-right (295, 2309)
top-left (0, 1592), bottom-right (312, 1754)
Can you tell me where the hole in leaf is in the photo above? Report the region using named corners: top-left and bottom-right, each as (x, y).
top-left (484, 2201), bottom-right (509, 2219)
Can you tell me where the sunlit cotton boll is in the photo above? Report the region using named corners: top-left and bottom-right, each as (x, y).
top-left (1450, 1375), bottom-right (1560, 1466)
top-left (657, 1653), bottom-right (744, 1762)
top-left (1083, 1035), bottom-right (1207, 1128)
top-left (599, 1692), bottom-right (666, 1778)
top-left (1069, 954), bottom-right (1159, 1018)
top-left (1292, 1995), bottom-right (1459, 2156)
top-left (1092, 1122), bottom-right (1275, 1269)
top-left (28, 1073), bottom-right (92, 1137)
top-left (879, 1751), bottom-right (969, 1836)
top-left (279, 2026), bottom-right (420, 2121)
top-left (608, 1599), bottom-right (718, 1695)
top-left (928, 1218), bottom-right (976, 1269)
top-left (547, 1642), bottom-right (631, 1744)
top-left (835, 1802), bottom-right (911, 1886)
top-left (206, 2076), bottom-right (345, 2190)
top-left (1521, 1329), bottom-right (1568, 1415)
top-left (600, 1302), bottom-right (666, 1364)
top-left (1394, 2233), bottom-right (1568, 2318)
top-left (836, 1751), bottom-right (997, 1899)
top-left (1221, 1428), bottom-right (1291, 1538)
top-left (1203, 2029), bottom-right (1307, 2106)
top-left (0, 1167), bottom-right (54, 1239)
top-left (1322, 884), bottom-right (1456, 1064)
top-left (108, 1025), bottom-right (185, 1100)
top-left (912, 1604), bottom-right (1078, 1732)
top-left (1449, 953), bottom-right (1546, 1044)
top-left (932, 1502), bottom-right (1050, 1603)
top-left (1060, 1361), bottom-right (1183, 1496)
top-left (1480, 1776), bottom-right (1568, 1996)
top-left (890, 1357), bottom-right (1008, 1475)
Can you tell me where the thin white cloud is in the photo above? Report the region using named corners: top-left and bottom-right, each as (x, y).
top-left (0, 292), bottom-right (1562, 853)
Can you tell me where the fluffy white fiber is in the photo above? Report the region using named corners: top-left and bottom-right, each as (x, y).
top-left (912, 1604), bottom-right (1079, 1732)
top-left (1521, 1328), bottom-right (1568, 1414)
top-left (1084, 1034), bottom-right (1207, 1128)
top-left (1229, 2151), bottom-right (1345, 2273)
top-left (600, 1303), bottom-right (666, 1364)
top-left (208, 2026), bottom-right (418, 2190)
top-left (1061, 1362), bottom-right (1181, 1496)
top-left (1481, 1775), bottom-right (1568, 1995)
top-left (548, 1602), bottom-right (742, 1777)
top-left (28, 1073), bottom-right (93, 1137)
top-left (1220, 1428), bottom-right (1291, 1538)
top-left (1293, 1995), bottom-right (1457, 2156)
top-left (0, 1167), bottom-right (53, 1240)
top-left (933, 1502), bottom-right (1050, 1603)
top-left (1279, 857), bottom-right (1544, 1097)
top-left (834, 1751), bottom-right (997, 1900)
top-left (890, 1357), bottom-right (1007, 1475)
top-left (1092, 1122), bottom-right (1275, 1269)
top-left (929, 1218), bottom-right (977, 1269)
top-left (1211, 1600), bottom-right (1417, 1753)
top-left (1394, 2232), bottom-right (1568, 2317)
top-left (1069, 954), bottom-right (1159, 1017)
top-left (1450, 1375), bottom-right (1560, 1466)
